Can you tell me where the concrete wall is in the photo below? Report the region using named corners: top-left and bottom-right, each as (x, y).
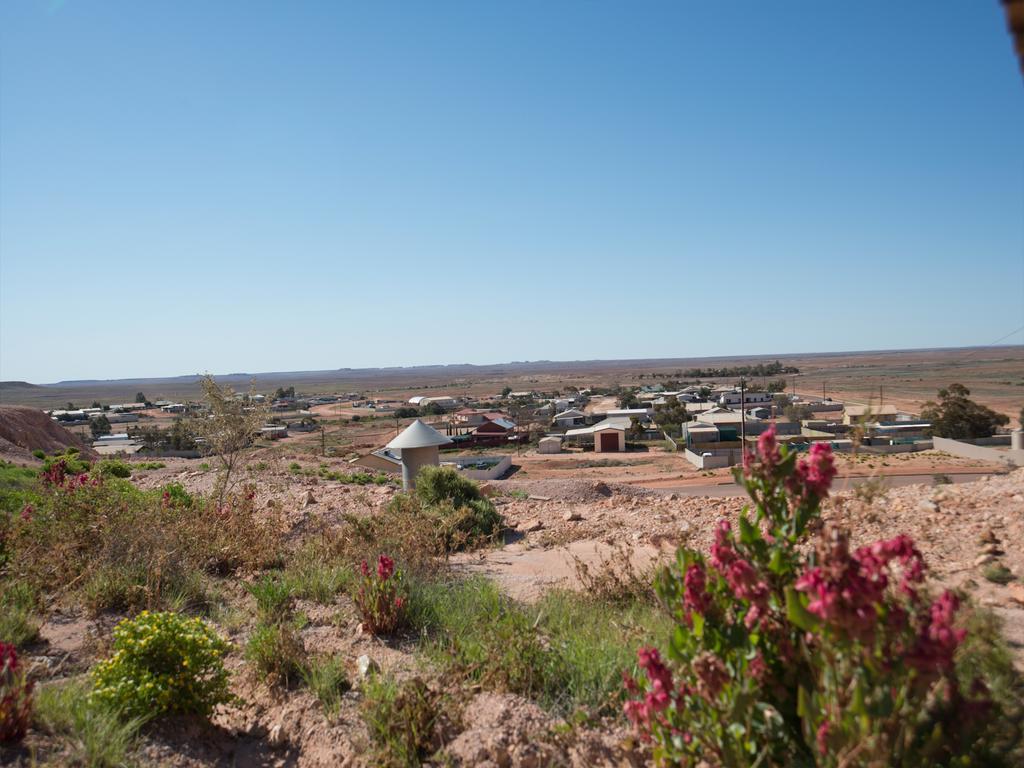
top-left (684, 448), bottom-right (732, 469)
top-left (932, 436), bottom-right (1024, 467)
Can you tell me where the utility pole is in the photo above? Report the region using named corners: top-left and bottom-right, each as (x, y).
top-left (739, 378), bottom-right (746, 446)
top-left (822, 380), bottom-right (826, 401)
top-left (320, 425), bottom-right (326, 457)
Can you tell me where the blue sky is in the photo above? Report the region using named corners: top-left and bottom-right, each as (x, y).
top-left (1, 1), bottom-right (1022, 383)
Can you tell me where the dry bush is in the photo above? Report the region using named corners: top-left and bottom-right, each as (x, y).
top-left (571, 542), bottom-right (660, 606)
top-left (7, 475), bottom-right (283, 614)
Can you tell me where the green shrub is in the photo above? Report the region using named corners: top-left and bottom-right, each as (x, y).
top-left (134, 461), bottom-right (166, 471)
top-left (361, 675), bottom-right (458, 768)
top-left (89, 611), bottom-right (231, 719)
top-left (245, 622), bottom-right (306, 687)
top-left (31, 449), bottom-right (46, 460)
top-left (96, 460), bottom-right (132, 479)
top-left (33, 678), bottom-right (145, 768)
top-left (413, 465), bottom-right (484, 509)
top-left (302, 656), bottom-right (350, 719)
top-left (160, 482), bottom-right (192, 507)
top-left (284, 548), bottom-right (351, 603)
top-left (984, 564), bottom-right (1016, 585)
top-left (245, 573), bottom-right (294, 623)
top-left (42, 449), bottom-right (91, 476)
top-left (409, 576), bottom-right (669, 716)
top-left (386, 467), bottom-right (502, 553)
top-left (0, 582), bottom-right (39, 648)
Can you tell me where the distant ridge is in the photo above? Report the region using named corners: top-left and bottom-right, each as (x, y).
top-left (9, 344), bottom-right (1022, 390)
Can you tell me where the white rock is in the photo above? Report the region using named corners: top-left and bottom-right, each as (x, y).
top-left (357, 655), bottom-right (380, 679)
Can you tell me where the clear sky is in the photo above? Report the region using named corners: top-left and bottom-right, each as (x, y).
top-left (1, 1), bottom-right (1022, 383)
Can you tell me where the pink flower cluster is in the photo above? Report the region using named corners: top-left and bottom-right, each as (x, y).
top-left (41, 460), bottom-right (67, 487)
top-left (787, 442), bottom-right (836, 505)
top-left (41, 460), bottom-right (97, 493)
top-left (359, 554), bottom-right (396, 582)
top-left (624, 647), bottom-right (682, 738)
top-left (1, 641), bottom-right (33, 744)
top-left (907, 590), bottom-right (965, 672)
top-left (795, 531), bottom-right (927, 640)
top-left (709, 521), bottom-right (769, 628)
top-left (683, 563), bottom-right (711, 618)
top-left (743, 426), bottom-right (783, 477)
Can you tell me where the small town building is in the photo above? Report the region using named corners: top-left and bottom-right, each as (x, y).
top-left (593, 421), bottom-right (626, 452)
top-left (473, 417), bottom-right (517, 436)
top-left (538, 436), bottom-right (563, 454)
top-left (843, 405), bottom-right (900, 424)
top-left (553, 408), bottom-right (586, 427)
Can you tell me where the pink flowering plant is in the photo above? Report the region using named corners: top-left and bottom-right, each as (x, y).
top-left (353, 555), bottom-right (408, 635)
top-left (0, 642), bottom-right (33, 743)
top-left (624, 429), bottom-right (1005, 766)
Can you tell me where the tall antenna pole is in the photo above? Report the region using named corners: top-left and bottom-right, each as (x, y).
top-left (739, 378), bottom-right (746, 447)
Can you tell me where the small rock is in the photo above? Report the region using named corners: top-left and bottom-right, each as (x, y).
top-left (667, 493), bottom-right (679, 501)
top-left (592, 481), bottom-right (612, 497)
top-left (1007, 583), bottom-right (1024, 607)
top-left (563, 510), bottom-right (583, 522)
top-left (979, 529), bottom-right (999, 544)
top-left (268, 722), bottom-right (287, 746)
top-left (981, 543), bottom-right (1003, 556)
top-left (356, 655), bottom-right (379, 679)
top-left (302, 490), bottom-right (317, 507)
top-left (917, 500), bottom-right (938, 514)
top-left (974, 554), bottom-right (996, 567)
top-left (524, 519), bottom-right (544, 532)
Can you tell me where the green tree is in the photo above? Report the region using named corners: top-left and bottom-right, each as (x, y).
top-left (628, 416), bottom-right (646, 440)
top-left (274, 386), bottom-right (296, 400)
top-left (501, 386), bottom-right (512, 398)
top-left (90, 414), bottom-right (111, 439)
top-left (653, 397), bottom-right (691, 435)
top-left (766, 379), bottom-right (788, 393)
top-left (135, 392), bottom-right (148, 404)
top-left (617, 390), bottom-right (640, 409)
top-left (920, 383), bottom-right (1009, 439)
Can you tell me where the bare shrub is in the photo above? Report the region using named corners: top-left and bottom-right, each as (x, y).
top-left (192, 374), bottom-right (269, 507)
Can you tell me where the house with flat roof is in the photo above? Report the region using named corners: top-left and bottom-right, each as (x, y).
top-left (843, 404), bottom-right (900, 424)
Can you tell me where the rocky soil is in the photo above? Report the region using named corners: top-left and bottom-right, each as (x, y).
top-left (8, 456), bottom-right (1023, 766)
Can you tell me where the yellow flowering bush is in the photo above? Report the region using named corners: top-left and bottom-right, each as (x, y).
top-left (89, 611), bottom-right (231, 719)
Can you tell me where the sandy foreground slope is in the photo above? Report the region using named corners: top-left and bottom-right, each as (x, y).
top-left (16, 459), bottom-right (1023, 767)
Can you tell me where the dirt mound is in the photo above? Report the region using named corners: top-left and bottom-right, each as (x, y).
top-left (0, 405), bottom-right (96, 463)
top-left (496, 477), bottom-right (654, 503)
